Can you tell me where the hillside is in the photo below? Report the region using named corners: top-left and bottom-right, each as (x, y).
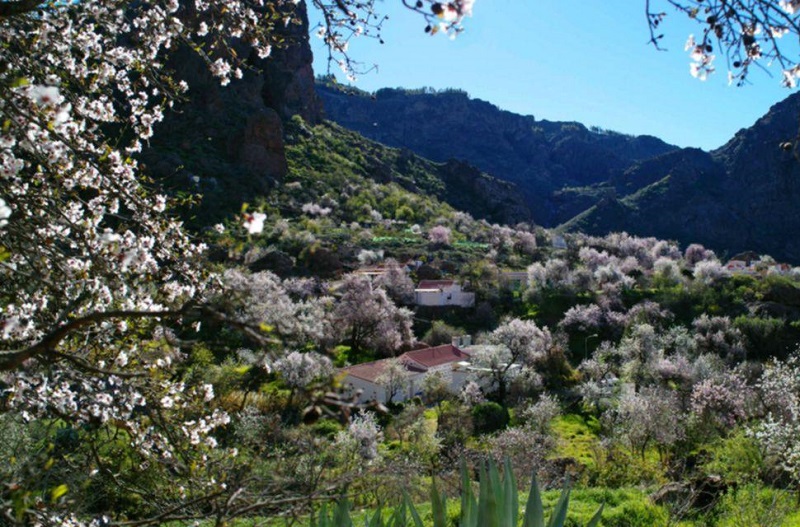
top-left (316, 81), bottom-right (677, 225)
top-left (318, 81), bottom-right (800, 263)
top-left (12, 1), bottom-right (800, 525)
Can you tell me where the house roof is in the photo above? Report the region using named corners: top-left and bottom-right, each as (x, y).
top-left (356, 266), bottom-right (388, 275)
top-left (402, 344), bottom-right (470, 368)
top-left (417, 280), bottom-right (455, 290)
top-left (341, 358), bottom-right (425, 383)
top-left (341, 360), bottom-right (389, 383)
top-left (341, 344), bottom-right (470, 383)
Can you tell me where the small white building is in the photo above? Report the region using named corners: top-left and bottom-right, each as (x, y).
top-left (414, 280), bottom-right (475, 308)
top-left (340, 343), bottom-right (472, 404)
top-left (552, 235), bottom-right (568, 250)
top-left (725, 259), bottom-right (791, 276)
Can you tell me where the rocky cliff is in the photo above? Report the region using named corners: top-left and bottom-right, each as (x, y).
top-left (142, 3), bottom-right (527, 227)
top-left (141, 1), bottom-right (324, 222)
top-left (560, 94), bottom-right (800, 261)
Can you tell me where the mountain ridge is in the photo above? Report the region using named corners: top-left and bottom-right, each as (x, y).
top-left (318, 81), bottom-right (800, 262)
top-left (316, 81), bottom-right (678, 225)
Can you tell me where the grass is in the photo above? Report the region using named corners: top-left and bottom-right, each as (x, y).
top-left (551, 414), bottom-right (600, 470)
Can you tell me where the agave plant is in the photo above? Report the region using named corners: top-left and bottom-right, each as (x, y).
top-left (313, 457), bottom-right (603, 527)
top-left (313, 491), bottom-right (424, 527)
top-left (456, 457), bottom-right (603, 527)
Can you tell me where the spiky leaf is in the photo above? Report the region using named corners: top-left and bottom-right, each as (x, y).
top-left (586, 503), bottom-right (604, 527)
top-left (546, 478), bottom-right (571, 527)
top-left (522, 471), bottom-right (545, 527)
top-left (430, 478), bottom-right (447, 527)
top-left (503, 456), bottom-right (519, 527)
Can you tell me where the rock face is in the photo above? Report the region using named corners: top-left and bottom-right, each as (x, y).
top-left (142, 1), bottom-right (323, 219)
top-left (319, 81), bottom-right (800, 263)
top-left (317, 83), bottom-right (677, 225)
top-left (436, 159), bottom-right (531, 225)
top-left (260, 1), bottom-right (324, 124)
top-left (142, 2), bottom-right (529, 227)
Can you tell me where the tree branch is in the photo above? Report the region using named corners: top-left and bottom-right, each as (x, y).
top-left (0, 308), bottom-right (186, 371)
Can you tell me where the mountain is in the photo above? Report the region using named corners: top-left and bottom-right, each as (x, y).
top-left (316, 82), bottom-right (678, 225)
top-left (318, 81), bottom-right (800, 263)
top-left (561, 93), bottom-right (800, 262)
top-left (283, 117), bottom-right (531, 226)
top-left (139, 2), bottom-right (529, 228)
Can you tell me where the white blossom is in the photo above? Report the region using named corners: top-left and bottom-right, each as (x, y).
top-left (0, 198), bottom-right (10, 228)
top-left (243, 212), bottom-right (267, 234)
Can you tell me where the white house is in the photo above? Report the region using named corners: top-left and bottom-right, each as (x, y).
top-left (725, 259), bottom-right (791, 276)
top-left (339, 343), bottom-right (472, 404)
top-left (414, 280), bottom-right (475, 308)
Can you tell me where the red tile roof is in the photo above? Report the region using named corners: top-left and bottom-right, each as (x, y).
top-left (417, 280), bottom-right (455, 290)
top-left (402, 344), bottom-right (470, 368)
top-left (341, 360), bottom-right (389, 383)
top-left (340, 345), bottom-right (471, 383)
top-left (341, 358), bottom-right (425, 383)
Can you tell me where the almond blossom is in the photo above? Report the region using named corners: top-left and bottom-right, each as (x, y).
top-left (243, 211), bottom-right (267, 234)
top-left (0, 1), bottom-right (341, 524)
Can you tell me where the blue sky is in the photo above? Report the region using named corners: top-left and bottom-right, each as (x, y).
top-left (309, 1), bottom-right (798, 151)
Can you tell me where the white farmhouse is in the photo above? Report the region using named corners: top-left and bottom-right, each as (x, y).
top-left (414, 280), bottom-right (475, 308)
top-left (339, 342), bottom-right (472, 404)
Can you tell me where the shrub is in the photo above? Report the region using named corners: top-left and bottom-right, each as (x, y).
top-left (701, 429), bottom-right (765, 484)
top-left (422, 320), bottom-right (463, 346)
top-left (472, 402), bottom-right (510, 435)
top-left (715, 483), bottom-right (795, 527)
top-left (311, 419), bottom-right (344, 439)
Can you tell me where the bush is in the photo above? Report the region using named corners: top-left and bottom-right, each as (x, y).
top-left (588, 443), bottom-right (665, 487)
top-left (715, 483), bottom-right (795, 527)
top-left (701, 428), bottom-right (765, 484)
top-left (311, 419), bottom-right (343, 439)
top-left (422, 320), bottom-right (462, 346)
top-left (471, 402), bottom-right (510, 435)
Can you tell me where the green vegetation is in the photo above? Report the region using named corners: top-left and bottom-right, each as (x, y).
top-left (312, 458), bottom-right (603, 527)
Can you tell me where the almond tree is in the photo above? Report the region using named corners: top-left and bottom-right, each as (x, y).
top-left (333, 273), bottom-right (414, 356)
top-left (0, 1), bottom-right (301, 523)
top-left (375, 357), bottom-right (413, 403)
top-left (751, 353), bottom-right (800, 482)
top-left (471, 318), bottom-right (552, 405)
top-left (611, 386), bottom-right (685, 460)
top-left (374, 258), bottom-right (415, 305)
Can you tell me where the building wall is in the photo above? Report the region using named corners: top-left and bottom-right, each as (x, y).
top-left (415, 289), bottom-right (476, 307)
top-left (342, 375), bottom-right (387, 403)
top-left (344, 367), bottom-right (471, 403)
top-left (343, 373), bottom-right (428, 404)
